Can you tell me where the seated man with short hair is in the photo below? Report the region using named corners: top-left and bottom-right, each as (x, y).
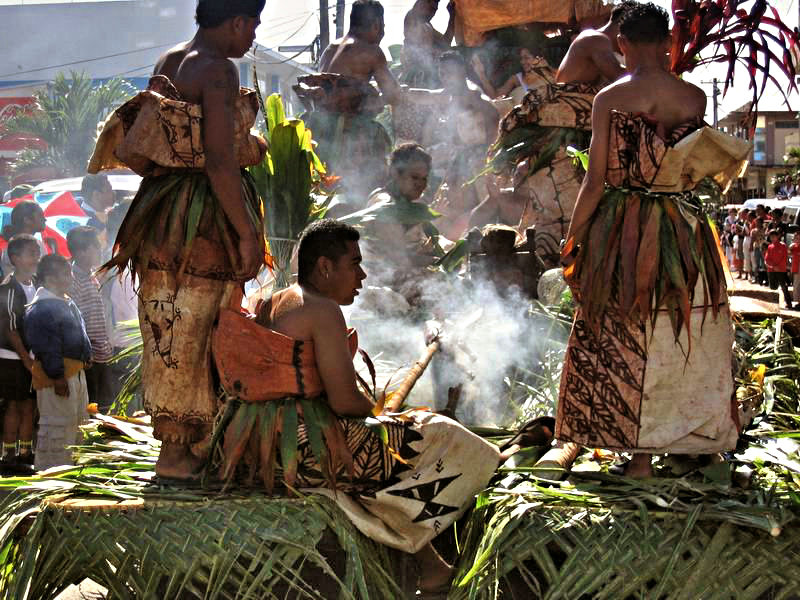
top-left (211, 219), bottom-right (501, 595)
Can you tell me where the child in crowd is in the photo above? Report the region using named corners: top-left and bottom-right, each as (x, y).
top-left (25, 254), bottom-right (91, 471)
top-left (66, 226), bottom-right (114, 411)
top-left (0, 201), bottom-right (51, 277)
top-left (0, 235), bottom-right (40, 471)
top-left (791, 233), bottom-right (800, 305)
top-left (764, 229), bottom-right (794, 310)
top-left (751, 218), bottom-right (765, 284)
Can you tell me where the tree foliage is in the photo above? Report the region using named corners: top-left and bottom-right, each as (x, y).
top-left (0, 71), bottom-right (134, 177)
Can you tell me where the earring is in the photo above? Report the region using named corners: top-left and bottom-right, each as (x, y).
top-left (325, 272), bottom-right (329, 279)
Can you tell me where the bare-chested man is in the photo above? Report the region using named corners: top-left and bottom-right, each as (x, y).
top-left (293, 0), bottom-right (407, 200)
top-left (556, 1), bottom-right (637, 85)
top-left (89, 0), bottom-right (267, 479)
top-left (403, 0), bottom-right (456, 86)
top-left (210, 219), bottom-right (502, 595)
top-left (318, 0), bottom-right (403, 104)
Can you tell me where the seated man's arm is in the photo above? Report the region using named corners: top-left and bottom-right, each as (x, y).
top-left (371, 49), bottom-right (404, 105)
top-left (312, 301), bottom-right (374, 417)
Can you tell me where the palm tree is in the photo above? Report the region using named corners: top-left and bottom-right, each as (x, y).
top-left (0, 71), bottom-right (135, 178)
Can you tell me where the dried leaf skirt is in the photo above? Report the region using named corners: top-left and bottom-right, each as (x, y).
top-left (557, 189), bottom-right (738, 453)
top-left (215, 400), bottom-right (501, 554)
top-left (107, 172), bottom-right (260, 443)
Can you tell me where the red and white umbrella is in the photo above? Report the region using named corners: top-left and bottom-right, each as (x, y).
top-left (0, 191), bottom-right (90, 257)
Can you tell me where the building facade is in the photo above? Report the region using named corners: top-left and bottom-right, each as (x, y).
top-left (719, 99), bottom-right (800, 200)
top-left (0, 0), bottom-right (314, 189)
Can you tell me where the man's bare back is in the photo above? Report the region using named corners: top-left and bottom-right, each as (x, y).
top-left (597, 71), bottom-right (705, 131)
top-left (320, 38), bottom-right (384, 81)
top-left (556, 29), bottom-right (624, 85)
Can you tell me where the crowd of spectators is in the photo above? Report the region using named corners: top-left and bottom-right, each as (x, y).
top-left (0, 173), bottom-right (136, 474)
top-left (719, 204), bottom-right (800, 310)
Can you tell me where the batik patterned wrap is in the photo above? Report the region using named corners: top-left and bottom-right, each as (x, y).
top-left (210, 307), bottom-right (500, 553)
top-left (556, 111), bottom-right (751, 454)
top-left (87, 75), bottom-right (267, 444)
top-left (293, 73), bottom-right (391, 200)
top-left (488, 65), bottom-right (597, 265)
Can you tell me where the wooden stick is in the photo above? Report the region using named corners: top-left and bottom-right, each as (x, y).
top-left (529, 442), bottom-right (580, 480)
top-left (383, 340), bottom-right (441, 413)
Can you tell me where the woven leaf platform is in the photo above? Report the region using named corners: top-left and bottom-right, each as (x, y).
top-left (1, 491), bottom-right (415, 600)
top-left (451, 470), bottom-right (800, 600)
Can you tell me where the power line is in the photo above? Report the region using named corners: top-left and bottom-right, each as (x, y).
top-left (0, 42), bottom-right (177, 80)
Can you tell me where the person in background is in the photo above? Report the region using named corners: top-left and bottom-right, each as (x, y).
top-left (751, 217), bottom-right (766, 284)
top-left (102, 202), bottom-right (139, 412)
top-left (732, 224), bottom-right (744, 277)
top-left (764, 228), bottom-right (793, 310)
top-left (790, 232), bottom-right (800, 306)
top-left (402, 0), bottom-right (455, 87)
top-left (0, 235), bottom-right (40, 472)
top-left (25, 254), bottom-right (91, 471)
top-left (66, 226), bottom-right (114, 411)
top-left (0, 201), bottom-right (51, 277)
top-left (79, 174), bottom-right (116, 248)
top-left (741, 209), bottom-right (752, 280)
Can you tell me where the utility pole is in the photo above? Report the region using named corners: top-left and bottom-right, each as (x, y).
top-left (701, 78), bottom-right (720, 128)
top-left (319, 0), bottom-right (330, 53)
top-left (335, 0), bottom-right (345, 38)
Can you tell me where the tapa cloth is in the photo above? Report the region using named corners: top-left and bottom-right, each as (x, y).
top-left (556, 111), bottom-right (750, 453)
top-left (139, 269), bottom-right (237, 444)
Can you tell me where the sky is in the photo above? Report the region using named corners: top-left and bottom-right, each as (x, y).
top-left (255, 0), bottom-right (800, 121)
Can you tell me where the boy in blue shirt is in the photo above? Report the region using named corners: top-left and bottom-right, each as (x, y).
top-left (25, 254), bottom-right (91, 471)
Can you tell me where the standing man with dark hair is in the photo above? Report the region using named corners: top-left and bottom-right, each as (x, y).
top-left (556, 1), bottom-right (636, 85)
top-left (294, 0), bottom-right (399, 201)
top-left (88, 0), bottom-right (268, 479)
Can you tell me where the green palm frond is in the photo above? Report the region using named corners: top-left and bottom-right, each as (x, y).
top-left (248, 93), bottom-right (329, 289)
top-left (0, 71), bottom-right (135, 177)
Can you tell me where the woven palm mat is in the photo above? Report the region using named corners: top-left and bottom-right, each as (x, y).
top-left (1, 493), bottom-right (409, 600)
top-left (451, 473), bottom-right (800, 600)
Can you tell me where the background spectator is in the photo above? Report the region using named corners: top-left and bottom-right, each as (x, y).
top-left (67, 226), bottom-right (114, 411)
top-left (26, 254), bottom-right (91, 470)
top-left (0, 235), bottom-right (40, 472)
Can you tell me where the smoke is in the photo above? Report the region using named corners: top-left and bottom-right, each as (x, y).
top-left (344, 270), bottom-right (568, 428)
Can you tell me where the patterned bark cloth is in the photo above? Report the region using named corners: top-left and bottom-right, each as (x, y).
top-left (556, 111), bottom-right (751, 453)
top-left (487, 69), bottom-right (597, 266)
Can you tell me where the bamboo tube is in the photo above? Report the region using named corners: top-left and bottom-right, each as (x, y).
top-left (529, 442), bottom-right (580, 479)
top-left (383, 340), bottom-right (441, 413)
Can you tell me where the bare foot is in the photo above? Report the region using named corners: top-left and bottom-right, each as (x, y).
top-left (624, 453), bottom-right (653, 479)
top-left (415, 542), bottom-right (453, 595)
top-left (155, 441), bottom-right (205, 480)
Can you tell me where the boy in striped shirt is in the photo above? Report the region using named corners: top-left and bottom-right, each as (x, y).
top-left (67, 227), bottom-right (114, 411)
